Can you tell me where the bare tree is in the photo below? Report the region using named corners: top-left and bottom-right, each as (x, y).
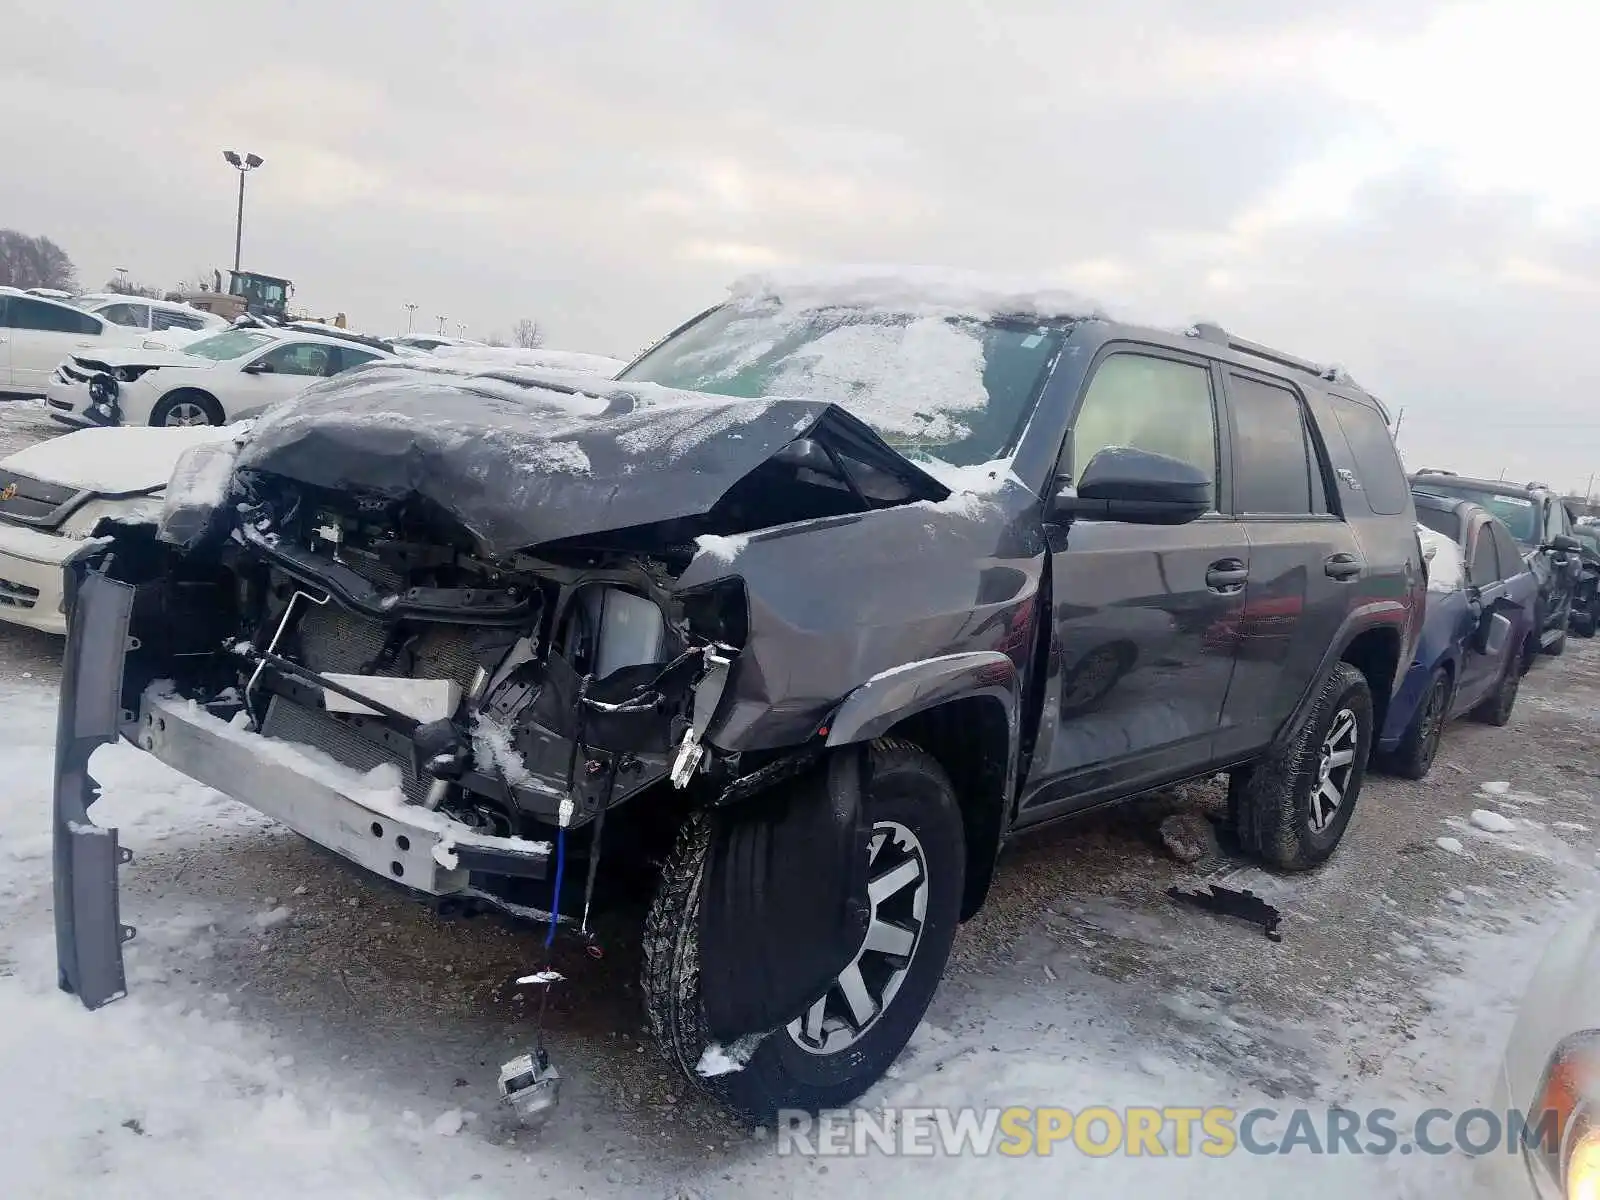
top-left (0, 230), bottom-right (78, 291)
top-left (102, 276), bottom-right (161, 298)
top-left (513, 318), bottom-right (544, 349)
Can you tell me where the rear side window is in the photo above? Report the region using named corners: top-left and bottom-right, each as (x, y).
top-left (1415, 506), bottom-right (1462, 543)
top-left (1468, 524), bottom-right (1500, 584)
top-left (9, 297), bottom-right (101, 335)
top-left (97, 302), bottom-right (148, 328)
top-left (1328, 395), bottom-right (1408, 514)
top-left (1066, 352), bottom-right (1220, 510)
top-left (1490, 520), bottom-right (1524, 575)
top-left (1226, 374), bottom-right (1327, 515)
top-left (335, 348), bottom-right (382, 371)
top-left (152, 308), bottom-right (204, 331)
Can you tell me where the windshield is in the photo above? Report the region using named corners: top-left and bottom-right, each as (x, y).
top-left (619, 303), bottom-right (1067, 468)
top-left (1413, 482), bottom-right (1539, 543)
top-left (180, 330), bottom-right (277, 361)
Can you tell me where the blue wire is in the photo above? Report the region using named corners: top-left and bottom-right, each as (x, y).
top-left (545, 826), bottom-right (566, 948)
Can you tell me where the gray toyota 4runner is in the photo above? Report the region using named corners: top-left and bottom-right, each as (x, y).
top-left (53, 274), bottom-right (1423, 1120)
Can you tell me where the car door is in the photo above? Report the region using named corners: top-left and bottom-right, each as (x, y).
top-left (232, 340), bottom-right (339, 418)
top-left (1018, 345), bottom-right (1247, 821)
top-left (1454, 516), bottom-right (1508, 711)
top-left (5, 297), bottom-right (104, 394)
top-left (1212, 370), bottom-right (1362, 757)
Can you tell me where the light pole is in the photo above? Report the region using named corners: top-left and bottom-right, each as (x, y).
top-left (456, 322), bottom-right (467, 338)
top-left (404, 303), bottom-right (418, 332)
top-left (222, 150), bottom-right (264, 274)
top-left (436, 315), bottom-right (447, 335)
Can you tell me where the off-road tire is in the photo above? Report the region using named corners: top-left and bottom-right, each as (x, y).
top-left (1230, 661), bottom-right (1373, 871)
top-left (1379, 666), bottom-right (1450, 781)
top-left (641, 739), bottom-right (964, 1122)
top-left (1572, 610), bottom-right (1597, 639)
top-left (1544, 621), bottom-right (1569, 657)
top-left (1471, 652), bottom-right (1521, 726)
top-left (149, 388), bottom-right (224, 428)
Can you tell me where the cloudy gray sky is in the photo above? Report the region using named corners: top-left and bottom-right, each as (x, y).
top-left (7, 0), bottom-right (1599, 488)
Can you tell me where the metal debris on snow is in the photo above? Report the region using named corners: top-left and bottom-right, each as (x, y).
top-left (1167, 884), bottom-right (1283, 942)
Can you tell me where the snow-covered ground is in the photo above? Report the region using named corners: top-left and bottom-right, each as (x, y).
top-left (0, 397), bottom-right (1593, 1198)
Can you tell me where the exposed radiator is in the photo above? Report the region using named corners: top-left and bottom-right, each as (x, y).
top-left (262, 695), bottom-right (431, 805)
top-left (265, 603), bottom-right (484, 805)
top-left (294, 603), bottom-right (482, 693)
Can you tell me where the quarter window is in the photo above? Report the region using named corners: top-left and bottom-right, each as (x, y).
top-left (1468, 524), bottom-right (1500, 584)
top-left (1227, 375), bottom-right (1326, 516)
top-left (1066, 353), bottom-right (1219, 509)
top-left (97, 302), bottom-right (149, 328)
top-left (1329, 395), bottom-right (1408, 515)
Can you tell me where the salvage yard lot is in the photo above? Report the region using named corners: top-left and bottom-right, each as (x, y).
top-left (0, 398), bottom-right (1593, 1197)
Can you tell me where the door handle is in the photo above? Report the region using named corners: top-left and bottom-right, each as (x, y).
top-left (1206, 559), bottom-right (1248, 592)
top-left (1325, 553), bottom-right (1363, 581)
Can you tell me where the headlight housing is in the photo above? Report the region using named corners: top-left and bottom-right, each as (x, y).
top-left (156, 439), bottom-right (243, 551)
top-left (1527, 1031), bottom-right (1600, 1196)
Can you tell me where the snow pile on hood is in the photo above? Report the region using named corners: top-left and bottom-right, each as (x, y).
top-left (730, 265), bottom-right (1107, 321)
top-left (1418, 524), bottom-right (1465, 593)
top-left (1, 423), bottom-right (239, 494)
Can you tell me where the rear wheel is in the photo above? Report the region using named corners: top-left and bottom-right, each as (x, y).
top-left (1380, 666), bottom-right (1450, 781)
top-left (1545, 622), bottom-right (1568, 657)
top-left (1232, 661), bottom-right (1372, 870)
top-left (642, 740), bottom-right (964, 1121)
top-left (1572, 609), bottom-right (1597, 638)
top-left (149, 389), bottom-right (223, 427)
top-left (1471, 652), bottom-right (1521, 726)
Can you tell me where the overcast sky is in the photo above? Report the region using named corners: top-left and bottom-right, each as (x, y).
top-left (7, 0), bottom-right (1600, 488)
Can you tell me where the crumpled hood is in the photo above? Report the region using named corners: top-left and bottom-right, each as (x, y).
top-left (231, 361), bottom-right (950, 555)
top-left (5, 424), bottom-right (239, 495)
top-left (67, 346), bottom-right (216, 370)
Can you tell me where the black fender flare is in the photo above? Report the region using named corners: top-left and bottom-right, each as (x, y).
top-left (823, 652), bottom-right (1020, 920)
top-left (822, 651), bottom-right (1019, 751)
top-left (1272, 615), bottom-right (1403, 755)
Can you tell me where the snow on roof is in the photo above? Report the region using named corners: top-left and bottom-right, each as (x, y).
top-left (728, 265), bottom-right (1110, 321)
top-left (431, 345), bottom-right (626, 377)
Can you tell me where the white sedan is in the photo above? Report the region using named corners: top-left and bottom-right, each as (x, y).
top-left (0, 287), bottom-right (145, 400)
top-left (44, 325), bottom-right (393, 428)
top-left (0, 423), bottom-right (237, 633)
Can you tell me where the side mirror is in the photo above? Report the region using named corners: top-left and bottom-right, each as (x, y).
top-left (1047, 447), bottom-right (1211, 526)
top-left (242, 359), bottom-right (272, 374)
top-left (1549, 534), bottom-right (1581, 554)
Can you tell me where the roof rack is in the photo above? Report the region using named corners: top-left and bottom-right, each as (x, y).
top-left (1187, 321), bottom-right (1364, 385)
top-left (281, 321), bottom-right (394, 355)
top-left (1414, 468), bottom-right (1456, 476)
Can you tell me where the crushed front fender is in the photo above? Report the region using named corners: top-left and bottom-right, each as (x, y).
top-left (53, 549), bottom-right (137, 1009)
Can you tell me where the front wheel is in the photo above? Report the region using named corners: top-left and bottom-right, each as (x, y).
top-left (149, 389), bottom-right (224, 428)
top-left (642, 740), bottom-right (964, 1122)
top-left (1572, 609), bottom-right (1597, 639)
top-left (1231, 661), bottom-right (1373, 871)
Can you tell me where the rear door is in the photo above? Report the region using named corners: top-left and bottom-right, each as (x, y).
top-left (5, 297), bottom-right (104, 393)
top-left (1213, 370), bottom-right (1360, 757)
top-left (1019, 345), bottom-right (1248, 821)
top-left (1455, 516), bottom-right (1508, 709)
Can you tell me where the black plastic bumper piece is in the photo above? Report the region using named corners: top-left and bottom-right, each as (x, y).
top-left (53, 557), bottom-right (137, 1009)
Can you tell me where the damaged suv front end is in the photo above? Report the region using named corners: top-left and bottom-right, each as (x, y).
top-left (56, 289), bottom-right (1068, 1118)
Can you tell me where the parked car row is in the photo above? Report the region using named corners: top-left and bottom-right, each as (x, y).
top-left (9, 268), bottom-right (1571, 1134)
